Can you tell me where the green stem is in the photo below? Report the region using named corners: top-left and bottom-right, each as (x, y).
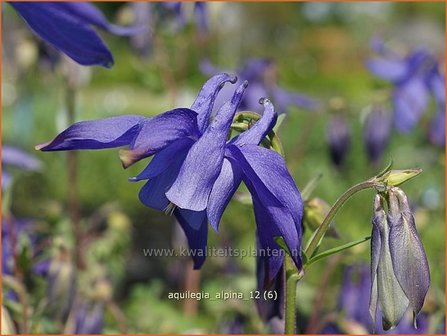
top-left (284, 256), bottom-right (300, 334)
top-left (304, 180), bottom-right (376, 258)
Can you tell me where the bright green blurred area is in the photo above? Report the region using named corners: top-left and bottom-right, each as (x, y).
top-left (2, 2), bottom-right (445, 334)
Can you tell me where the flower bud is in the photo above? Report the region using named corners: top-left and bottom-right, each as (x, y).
top-left (327, 113), bottom-right (351, 167)
top-left (369, 189), bottom-right (430, 331)
top-left (303, 198), bottom-right (340, 238)
top-left (382, 169), bottom-right (422, 187)
top-left (363, 105), bottom-right (392, 165)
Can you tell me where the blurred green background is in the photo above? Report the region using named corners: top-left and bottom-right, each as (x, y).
top-left (2, 2), bottom-right (445, 334)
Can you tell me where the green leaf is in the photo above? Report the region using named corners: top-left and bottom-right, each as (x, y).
top-left (305, 236), bottom-right (371, 267)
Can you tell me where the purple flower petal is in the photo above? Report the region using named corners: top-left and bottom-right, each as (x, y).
top-left (130, 138), bottom-right (194, 181)
top-left (207, 158), bottom-right (242, 231)
top-left (378, 192), bottom-right (409, 330)
top-left (207, 99), bottom-right (278, 231)
top-left (232, 98), bottom-right (277, 146)
top-left (191, 73), bottom-right (237, 133)
top-left (194, 2), bottom-right (208, 35)
top-left (174, 209), bottom-right (208, 269)
top-left (166, 82), bottom-right (248, 211)
top-left (36, 115), bottom-right (144, 151)
top-left (11, 2), bottom-right (115, 67)
top-left (272, 86), bottom-right (320, 113)
top-left (138, 150), bottom-right (188, 211)
top-left (388, 190), bottom-right (430, 319)
top-left (366, 58), bottom-right (408, 82)
top-left (369, 195), bottom-right (384, 329)
top-left (59, 2), bottom-right (145, 36)
top-left (226, 144), bottom-right (303, 270)
top-left (393, 79), bottom-right (429, 133)
top-left (252, 195), bottom-right (288, 284)
top-left (426, 68), bottom-right (446, 105)
top-left (428, 104), bottom-right (445, 146)
top-left (120, 108), bottom-right (199, 168)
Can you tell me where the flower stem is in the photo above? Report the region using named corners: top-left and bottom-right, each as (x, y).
top-left (284, 256), bottom-right (305, 334)
top-left (284, 255), bottom-right (299, 334)
top-left (304, 180), bottom-right (376, 258)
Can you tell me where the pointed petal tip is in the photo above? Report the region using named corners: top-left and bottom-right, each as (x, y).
top-left (35, 143), bottom-right (47, 151)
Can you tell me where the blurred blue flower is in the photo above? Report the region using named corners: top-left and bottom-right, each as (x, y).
top-left (74, 301), bottom-right (104, 334)
top-left (2, 145), bottom-right (42, 190)
top-left (158, 2), bottom-right (208, 33)
top-left (200, 58), bottom-right (320, 114)
top-left (2, 217), bottom-right (38, 301)
top-left (326, 113), bottom-right (351, 167)
top-left (129, 1), bottom-right (208, 57)
top-left (10, 2), bottom-right (143, 67)
top-left (363, 105), bottom-right (392, 165)
top-left (366, 39), bottom-right (445, 144)
top-left (33, 239), bottom-right (76, 318)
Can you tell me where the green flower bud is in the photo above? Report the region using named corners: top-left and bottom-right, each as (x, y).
top-left (382, 169), bottom-right (422, 187)
top-left (303, 198), bottom-right (340, 238)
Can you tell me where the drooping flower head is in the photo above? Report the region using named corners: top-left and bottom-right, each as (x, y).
top-left (10, 2), bottom-right (144, 67)
top-left (369, 189), bottom-right (430, 330)
top-left (321, 264), bottom-right (432, 334)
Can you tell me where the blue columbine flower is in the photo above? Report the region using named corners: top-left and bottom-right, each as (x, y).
top-left (37, 74), bottom-right (304, 278)
top-left (200, 58), bottom-right (320, 114)
top-left (2, 145), bottom-right (42, 190)
top-left (37, 73), bottom-right (237, 268)
top-left (9, 2), bottom-right (143, 67)
top-left (366, 38), bottom-right (445, 143)
top-left (166, 97), bottom-right (304, 281)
